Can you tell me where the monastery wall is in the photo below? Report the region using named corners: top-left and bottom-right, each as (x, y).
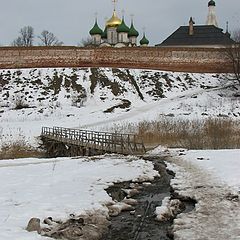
top-left (0, 46), bottom-right (232, 73)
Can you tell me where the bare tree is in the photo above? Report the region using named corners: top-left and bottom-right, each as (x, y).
top-left (78, 37), bottom-right (93, 47)
top-left (232, 30), bottom-right (240, 42)
top-left (38, 30), bottom-right (63, 46)
top-left (225, 29), bottom-right (240, 83)
top-left (12, 37), bottom-right (24, 47)
top-left (12, 26), bottom-right (34, 47)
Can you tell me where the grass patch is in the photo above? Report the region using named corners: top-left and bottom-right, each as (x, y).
top-left (0, 141), bottom-right (44, 160)
top-left (106, 118), bottom-right (240, 150)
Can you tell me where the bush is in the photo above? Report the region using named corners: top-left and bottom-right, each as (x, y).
top-left (14, 97), bottom-right (30, 110)
top-left (105, 118), bottom-right (240, 150)
top-left (0, 140), bottom-right (44, 160)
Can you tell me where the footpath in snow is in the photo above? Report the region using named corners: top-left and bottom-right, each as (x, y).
top-left (151, 147), bottom-right (240, 240)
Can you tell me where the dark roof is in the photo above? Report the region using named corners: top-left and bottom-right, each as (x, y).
top-left (156, 25), bottom-right (235, 46)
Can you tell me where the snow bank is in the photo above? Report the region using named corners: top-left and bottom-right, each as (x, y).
top-left (0, 155), bottom-right (158, 240)
top-left (180, 149), bottom-right (240, 191)
top-left (155, 197), bottom-right (171, 221)
top-left (155, 197), bottom-right (183, 222)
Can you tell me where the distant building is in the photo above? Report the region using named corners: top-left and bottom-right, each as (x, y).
top-left (156, 0), bottom-right (234, 47)
top-left (89, 1), bottom-right (149, 47)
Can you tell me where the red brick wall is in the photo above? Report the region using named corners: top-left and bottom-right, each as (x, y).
top-left (0, 46), bottom-right (232, 73)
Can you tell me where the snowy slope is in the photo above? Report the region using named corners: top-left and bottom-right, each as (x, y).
top-left (0, 67), bottom-right (239, 147)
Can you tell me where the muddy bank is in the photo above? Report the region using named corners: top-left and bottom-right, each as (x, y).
top-left (102, 156), bottom-right (195, 240)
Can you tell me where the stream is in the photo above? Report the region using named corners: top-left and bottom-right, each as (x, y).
top-left (102, 156), bottom-right (196, 240)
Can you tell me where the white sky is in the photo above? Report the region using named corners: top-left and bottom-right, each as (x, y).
top-left (0, 0), bottom-right (239, 46)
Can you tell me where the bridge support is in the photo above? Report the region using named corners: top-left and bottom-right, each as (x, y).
top-left (40, 136), bottom-right (108, 158)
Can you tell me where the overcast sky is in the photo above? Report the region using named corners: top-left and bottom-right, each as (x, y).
top-left (0, 0), bottom-right (239, 46)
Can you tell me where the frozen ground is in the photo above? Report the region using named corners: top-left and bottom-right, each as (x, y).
top-left (0, 155), bottom-right (158, 240)
top-left (151, 148), bottom-right (240, 240)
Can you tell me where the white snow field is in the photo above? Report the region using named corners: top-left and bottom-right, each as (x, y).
top-left (0, 155), bottom-right (158, 240)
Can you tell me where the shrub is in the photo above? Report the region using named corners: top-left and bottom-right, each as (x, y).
top-left (0, 140), bottom-right (44, 160)
top-left (14, 97), bottom-right (30, 110)
top-left (104, 118), bottom-right (240, 150)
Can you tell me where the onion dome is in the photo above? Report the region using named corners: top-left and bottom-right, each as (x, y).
top-left (89, 20), bottom-right (103, 35)
top-left (102, 26), bottom-right (107, 39)
top-left (106, 10), bottom-right (122, 28)
top-left (128, 21), bottom-right (139, 37)
top-left (140, 33), bottom-right (149, 45)
top-left (208, 0), bottom-right (216, 6)
top-left (117, 17), bottom-right (130, 33)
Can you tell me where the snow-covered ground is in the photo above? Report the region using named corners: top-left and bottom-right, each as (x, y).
top-left (1, 67), bottom-right (240, 239)
top-left (1, 148), bottom-right (239, 240)
top-left (181, 149), bottom-right (240, 191)
top-left (0, 67), bottom-right (239, 147)
top-left (152, 148), bottom-right (240, 240)
top-left (0, 155), bottom-right (158, 240)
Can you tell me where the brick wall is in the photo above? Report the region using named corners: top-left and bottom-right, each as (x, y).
top-left (0, 46), bottom-right (232, 73)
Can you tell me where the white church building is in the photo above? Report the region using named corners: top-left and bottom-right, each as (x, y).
top-left (89, 2), bottom-right (149, 47)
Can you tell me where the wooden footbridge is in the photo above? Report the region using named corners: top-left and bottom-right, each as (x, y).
top-left (40, 127), bottom-right (146, 157)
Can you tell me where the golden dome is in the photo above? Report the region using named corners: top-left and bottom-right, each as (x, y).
top-left (106, 11), bottom-right (122, 27)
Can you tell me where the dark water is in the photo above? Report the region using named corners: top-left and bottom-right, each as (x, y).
top-left (103, 157), bottom-right (195, 240)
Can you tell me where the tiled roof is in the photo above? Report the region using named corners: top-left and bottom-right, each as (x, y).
top-left (156, 25), bottom-right (235, 46)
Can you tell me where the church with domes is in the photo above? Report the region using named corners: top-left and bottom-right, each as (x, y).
top-left (89, 1), bottom-right (149, 47)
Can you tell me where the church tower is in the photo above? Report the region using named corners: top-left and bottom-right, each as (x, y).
top-left (206, 0), bottom-right (218, 27)
top-left (106, 0), bottom-right (121, 45)
top-left (88, 0), bottom-right (143, 47)
top-left (89, 18), bottom-right (103, 45)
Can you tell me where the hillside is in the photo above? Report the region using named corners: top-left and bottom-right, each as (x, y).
top-left (0, 67), bottom-right (239, 147)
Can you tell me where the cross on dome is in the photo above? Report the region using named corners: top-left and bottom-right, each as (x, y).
top-left (121, 9), bottom-right (125, 18)
top-left (112, 0), bottom-right (118, 11)
top-left (94, 12), bottom-right (98, 21)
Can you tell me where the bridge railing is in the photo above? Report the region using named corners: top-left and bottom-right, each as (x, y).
top-left (41, 126), bottom-right (146, 154)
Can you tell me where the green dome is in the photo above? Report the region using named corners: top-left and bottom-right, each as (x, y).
top-left (117, 18), bottom-right (130, 33)
top-left (208, 0), bottom-right (216, 6)
top-left (128, 21), bottom-right (139, 37)
top-left (140, 34), bottom-right (149, 45)
top-left (101, 26), bottom-right (107, 39)
top-left (89, 21), bottom-right (103, 35)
